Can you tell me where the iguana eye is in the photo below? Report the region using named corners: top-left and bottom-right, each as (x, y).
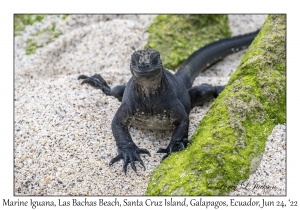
top-left (131, 53), bottom-right (140, 66)
top-left (150, 51), bottom-right (160, 65)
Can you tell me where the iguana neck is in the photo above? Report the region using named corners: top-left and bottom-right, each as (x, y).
top-left (133, 70), bottom-right (166, 95)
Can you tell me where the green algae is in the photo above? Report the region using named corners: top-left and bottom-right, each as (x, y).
top-left (14, 15), bottom-right (46, 36)
top-left (14, 15), bottom-right (68, 55)
top-left (146, 15), bottom-right (231, 70)
top-left (14, 14), bottom-right (68, 36)
top-left (146, 14), bottom-right (286, 196)
top-left (25, 23), bottom-right (62, 55)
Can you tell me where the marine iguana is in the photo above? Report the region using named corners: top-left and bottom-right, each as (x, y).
top-left (78, 30), bottom-right (259, 174)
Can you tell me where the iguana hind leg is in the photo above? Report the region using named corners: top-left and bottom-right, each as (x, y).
top-left (188, 84), bottom-right (225, 108)
top-left (78, 74), bottom-right (125, 102)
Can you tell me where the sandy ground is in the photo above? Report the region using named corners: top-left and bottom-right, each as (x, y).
top-left (14, 14), bottom-right (285, 195)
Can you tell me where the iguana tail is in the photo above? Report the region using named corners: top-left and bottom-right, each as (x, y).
top-left (175, 30), bottom-right (260, 88)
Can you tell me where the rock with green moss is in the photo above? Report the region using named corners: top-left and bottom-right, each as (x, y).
top-left (146, 14), bottom-right (286, 196)
top-left (146, 15), bottom-right (231, 70)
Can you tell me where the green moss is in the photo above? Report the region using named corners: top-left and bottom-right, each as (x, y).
top-left (14, 15), bottom-right (46, 36)
top-left (56, 14), bottom-right (69, 20)
top-left (15, 15), bottom-right (68, 55)
top-left (14, 14), bottom-right (69, 36)
top-left (146, 15), bottom-right (231, 70)
top-left (25, 23), bottom-right (62, 55)
top-left (146, 14), bottom-right (286, 195)
top-left (25, 39), bottom-right (37, 55)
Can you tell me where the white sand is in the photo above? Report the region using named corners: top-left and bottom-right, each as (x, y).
top-left (15, 14), bottom-right (285, 195)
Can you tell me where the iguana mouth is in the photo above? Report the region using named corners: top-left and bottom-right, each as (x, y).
top-left (132, 65), bottom-right (161, 78)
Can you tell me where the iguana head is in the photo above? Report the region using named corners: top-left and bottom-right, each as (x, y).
top-left (130, 49), bottom-right (163, 80)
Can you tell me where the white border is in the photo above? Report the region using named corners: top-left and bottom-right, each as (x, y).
top-left (2, 1), bottom-right (298, 209)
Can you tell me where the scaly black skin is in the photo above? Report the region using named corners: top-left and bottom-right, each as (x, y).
top-left (78, 30), bottom-right (259, 174)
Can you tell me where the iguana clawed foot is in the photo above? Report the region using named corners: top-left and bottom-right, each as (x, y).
top-left (109, 144), bottom-right (151, 175)
top-left (78, 74), bottom-right (111, 95)
top-left (214, 85), bottom-right (226, 97)
top-left (157, 138), bottom-right (191, 161)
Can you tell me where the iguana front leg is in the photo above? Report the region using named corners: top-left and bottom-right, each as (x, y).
top-left (78, 74), bottom-right (125, 102)
top-left (109, 103), bottom-right (150, 174)
top-left (157, 100), bottom-right (191, 160)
